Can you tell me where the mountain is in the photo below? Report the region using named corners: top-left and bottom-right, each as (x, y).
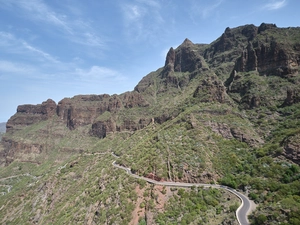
top-left (0, 23), bottom-right (300, 225)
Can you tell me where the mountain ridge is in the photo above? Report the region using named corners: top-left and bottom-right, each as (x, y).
top-left (1, 23), bottom-right (300, 224)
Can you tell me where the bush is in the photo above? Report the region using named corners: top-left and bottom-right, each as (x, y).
top-left (249, 192), bottom-right (258, 201)
top-left (254, 214), bottom-right (267, 224)
top-left (219, 174), bottom-right (237, 189)
top-left (229, 203), bottom-right (239, 212)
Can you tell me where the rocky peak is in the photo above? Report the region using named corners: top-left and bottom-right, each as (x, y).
top-left (204, 24), bottom-right (258, 62)
top-left (162, 38), bottom-right (203, 79)
top-left (181, 38), bottom-right (194, 47)
top-left (258, 22), bottom-right (277, 34)
top-left (164, 47), bottom-right (175, 67)
top-left (241, 24), bottom-right (258, 41)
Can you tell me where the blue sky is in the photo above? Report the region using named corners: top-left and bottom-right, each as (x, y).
top-left (0, 0), bottom-right (299, 122)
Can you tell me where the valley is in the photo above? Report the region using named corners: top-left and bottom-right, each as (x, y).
top-left (1, 23), bottom-right (300, 224)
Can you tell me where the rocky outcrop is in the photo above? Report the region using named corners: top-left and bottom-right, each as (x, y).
top-left (16, 99), bottom-right (56, 117)
top-left (282, 88), bottom-right (300, 106)
top-left (163, 39), bottom-right (202, 74)
top-left (6, 99), bottom-right (56, 133)
top-left (57, 93), bottom-right (149, 130)
top-left (1, 137), bottom-right (44, 165)
top-left (121, 92), bottom-right (149, 108)
top-left (90, 117), bottom-right (153, 138)
top-left (204, 24), bottom-right (258, 64)
top-left (164, 47), bottom-right (176, 73)
top-left (233, 24), bottom-right (299, 78)
top-left (90, 119), bottom-right (116, 138)
top-left (234, 40), bottom-right (299, 77)
top-left (223, 24), bottom-right (300, 109)
top-left (203, 121), bottom-right (233, 139)
top-left (230, 127), bottom-right (263, 147)
top-left (160, 39), bottom-right (206, 89)
top-left (193, 76), bottom-right (227, 103)
top-left (5, 91), bottom-right (150, 133)
top-left (173, 38), bottom-right (203, 73)
top-left (210, 27), bottom-right (238, 54)
top-left (56, 94), bottom-right (121, 130)
top-left (257, 23), bottom-right (277, 34)
top-left (282, 133), bottom-right (300, 165)
top-left (203, 121), bottom-right (263, 147)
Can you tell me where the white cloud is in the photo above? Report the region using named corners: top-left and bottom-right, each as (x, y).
top-left (136, 0), bottom-right (161, 8)
top-left (0, 0), bottom-right (72, 33)
top-left (263, 0), bottom-right (287, 10)
top-left (22, 42), bottom-right (60, 63)
top-left (0, 60), bottom-right (36, 74)
top-left (120, 0), bottom-right (165, 42)
top-left (0, 31), bottom-right (60, 63)
top-left (75, 66), bottom-right (125, 83)
top-left (123, 4), bottom-right (145, 22)
top-left (0, 0), bottom-right (105, 48)
top-left (202, 0), bottom-right (224, 18)
top-left (189, 0), bottom-right (224, 19)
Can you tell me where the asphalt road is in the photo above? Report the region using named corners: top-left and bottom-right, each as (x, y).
top-left (112, 161), bottom-right (251, 225)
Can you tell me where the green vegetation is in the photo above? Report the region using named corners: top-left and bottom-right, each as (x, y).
top-left (1, 24), bottom-right (300, 224)
top-left (155, 187), bottom-right (238, 225)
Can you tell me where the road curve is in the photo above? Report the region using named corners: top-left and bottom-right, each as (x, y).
top-left (112, 161), bottom-right (252, 225)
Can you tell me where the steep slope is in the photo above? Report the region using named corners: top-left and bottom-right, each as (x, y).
top-left (1, 23), bottom-right (300, 225)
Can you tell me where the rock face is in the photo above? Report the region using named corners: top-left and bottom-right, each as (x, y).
top-left (2, 92), bottom-right (151, 164)
top-left (160, 39), bottom-right (207, 89)
top-left (56, 94), bottom-right (122, 130)
top-left (234, 40), bottom-right (299, 77)
top-left (282, 134), bottom-right (300, 164)
top-left (7, 92), bottom-right (149, 133)
top-left (163, 39), bottom-right (203, 75)
top-left (90, 119), bottom-right (116, 138)
top-left (1, 136), bottom-right (44, 165)
top-left (121, 92), bottom-right (150, 108)
top-left (233, 24), bottom-right (299, 77)
top-left (6, 99), bottom-right (57, 133)
top-left (173, 38), bottom-right (203, 73)
top-left (282, 88), bottom-right (300, 106)
top-left (203, 24), bottom-right (258, 67)
top-left (193, 76), bottom-right (227, 103)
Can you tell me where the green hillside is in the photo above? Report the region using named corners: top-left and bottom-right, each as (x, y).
top-left (1, 23), bottom-right (300, 225)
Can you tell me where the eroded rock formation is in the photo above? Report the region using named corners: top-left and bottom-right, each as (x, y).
top-left (6, 99), bottom-right (57, 133)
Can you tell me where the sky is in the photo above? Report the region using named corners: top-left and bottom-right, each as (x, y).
top-left (0, 0), bottom-right (299, 122)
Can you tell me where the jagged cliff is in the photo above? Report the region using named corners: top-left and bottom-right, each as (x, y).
top-left (1, 23), bottom-right (300, 225)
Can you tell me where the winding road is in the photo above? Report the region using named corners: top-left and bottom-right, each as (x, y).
top-left (112, 160), bottom-right (253, 225)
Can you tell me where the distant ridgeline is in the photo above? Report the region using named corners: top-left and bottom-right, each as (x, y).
top-left (0, 123), bottom-right (6, 140)
top-left (0, 123), bottom-right (6, 133)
